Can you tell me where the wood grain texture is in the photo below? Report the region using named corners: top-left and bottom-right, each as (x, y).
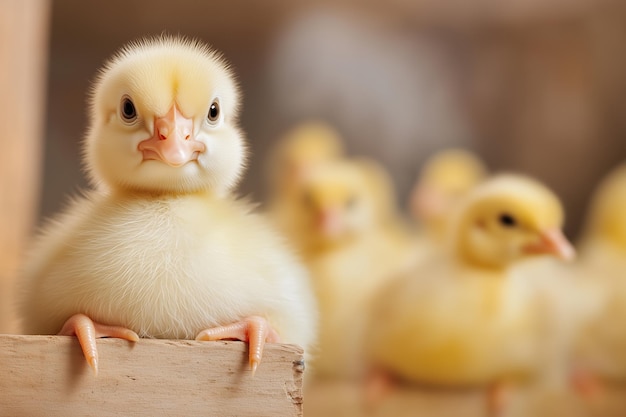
top-left (0, 335), bottom-right (304, 417)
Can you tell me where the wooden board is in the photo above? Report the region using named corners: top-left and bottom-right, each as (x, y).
top-left (0, 335), bottom-right (304, 417)
top-left (0, 0), bottom-right (50, 333)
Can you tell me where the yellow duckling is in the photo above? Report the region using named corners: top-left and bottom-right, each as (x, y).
top-left (292, 158), bottom-right (418, 379)
top-left (266, 121), bottom-right (345, 239)
top-left (366, 174), bottom-right (575, 412)
top-left (266, 121), bottom-right (345, 199)
top-left (18, 37), bottom-right (317, 376)
top-left (409, 148), bottom-right (488, 244)
top-left (575, 163), bottom-right (626, 383)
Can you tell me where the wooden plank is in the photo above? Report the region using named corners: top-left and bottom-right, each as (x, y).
top-left (0, 0), bottom-right (50, 333)
top-left (0, 335), bottom-right (304, 417)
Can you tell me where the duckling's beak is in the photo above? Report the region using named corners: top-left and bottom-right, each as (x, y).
top-left (523, 228), bottom-right (576, 261)
top-left (411, 184), bottom-right (448, 221)
top-left (316, 209), bottom-right (344, 238)
top-left (138, 105), bottom-right (206, 167)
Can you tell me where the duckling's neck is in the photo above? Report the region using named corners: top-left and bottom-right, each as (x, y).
top-left (424, 215), bottom-right (448, 244)
top-left (304, 233), bottom-right (357, 257)
top-left (455, 246), bottom-right (509, 272)
top-left (302, 224), bottom-right (380, 258)
top-left (595, 224), bottom-right (626, 253)
top-left (110, 187), bottom-right (219, 202)
top-left (450, 220), bottom-right (511, 272)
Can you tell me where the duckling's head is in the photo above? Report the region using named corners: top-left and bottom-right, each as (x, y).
top-left (268, 121), bottom-right (344, 198)
top-left (84, 36), bottom-right (244, 195)
top-left (583, 164), bottom-right (626, 249)
top-left (450, 174), bottom-right (575, 269)
top-left (296, 158), bottom-right (395, 249)
top-left (411, 148), bottom-right (487, 241)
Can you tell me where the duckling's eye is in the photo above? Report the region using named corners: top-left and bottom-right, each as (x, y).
top-left (120, 96), bottom-right (137, 123)
top-left (499, 213), bottom-right (517, 228)
top-left (207, 100), bottom-right (220, 124)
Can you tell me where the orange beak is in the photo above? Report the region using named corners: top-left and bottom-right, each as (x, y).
top-left (411, 184), bottom-right (447, 221)
top-left (316, 209), bottom-right (343, 238)
top-left (523, 228), bottom-right (576, 261)
top-left (138, 105), bottom-right (205, 167)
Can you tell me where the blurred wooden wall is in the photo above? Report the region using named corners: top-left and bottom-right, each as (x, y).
top-left (0, 0), bottom-right (50, 333)
top-left (38, 0), bottom-right (626, 239)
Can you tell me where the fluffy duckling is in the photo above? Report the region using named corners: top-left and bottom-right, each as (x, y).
top-left (366, 174), bottom-right (575, 411)
top-left (290, 158), bottom-right (418, 379)
top-left (578, 163), bottom-right (626, 266)
top-left (409, 148), bottom-right (488, 244)
top-left (574, 163), bottom-right (626, 382)
top-left (18, 37), bottom-right (317, 375)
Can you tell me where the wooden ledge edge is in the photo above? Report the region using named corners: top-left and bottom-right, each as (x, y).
top-left (0, 334), bottom-right (305, 417)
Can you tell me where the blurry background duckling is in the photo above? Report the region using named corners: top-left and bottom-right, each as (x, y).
top-left (288, 157), bottom-right (419, 379)
top-left (573, 163), bottom-right (626, 385)
top-left (265, 121), bottom-right (346, 242)
top-left (266, 121), bottom-right (345, 197)
top-left (409, 148), bottom-right (488, 245)
top-left (365, 174), bottom-right (576, 414)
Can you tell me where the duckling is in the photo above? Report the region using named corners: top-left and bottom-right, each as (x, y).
top-left (290, 158), bottom-right (418, 379)
top-left (266, 121), bottom-right (345, 238)
top-left (410, 148), bottom-right (488, 244)
top-left (266, 121), bottom-right (344, 198)
top-left (18, 37), bottom-right (317, 376)
top-left (366, 174), bottom-right (575, 412)
top-left (574, 163), bottom-right (626, 382)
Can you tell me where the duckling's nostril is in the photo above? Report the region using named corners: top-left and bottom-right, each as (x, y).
top-left (185, 134), bottom-right (190, 141)
top-left (157, 125), bottom-right (170, 140)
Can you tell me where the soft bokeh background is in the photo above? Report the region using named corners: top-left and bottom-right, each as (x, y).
top-left (40, 0), bottom-right (626, 239)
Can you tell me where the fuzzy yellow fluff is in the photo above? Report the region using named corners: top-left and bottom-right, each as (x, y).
top-left (367, 174), bottom-right (574, 386)
top-left (19, 37), bottom-right (317, 360)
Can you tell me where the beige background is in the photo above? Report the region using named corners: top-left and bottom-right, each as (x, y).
top-left (39, 0), bottom-right (626, 240)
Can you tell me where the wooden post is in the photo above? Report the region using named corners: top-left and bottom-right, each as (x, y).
top-left (0, 336), bottom-right (305, 417)
top-left (0, 0), bottom-right (50, 333)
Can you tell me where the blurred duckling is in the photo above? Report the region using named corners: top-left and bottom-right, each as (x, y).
top-left (409, 148), bottom-right (488, 244)
top-left (293, 158), bottom-right (419, 379)
top-left (266, 120), bottom-right (345, 200)
top-left (366, 174), bottom-right (575, 413)
top-left (574, 163), bottom-right (626, 384)
top-left (266, 121), bottom-right (346, 240)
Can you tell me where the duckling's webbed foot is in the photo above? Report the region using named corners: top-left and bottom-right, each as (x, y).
top-left (195, 316), bottom-right (280, 375)
top-left (58, 313), bottom-right (139, 376)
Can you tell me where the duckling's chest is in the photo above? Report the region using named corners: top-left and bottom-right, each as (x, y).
top-left (66, 195), bottom-right (256, 336)
top-left (398, 271), bottom-right (543, 382)
top-left (86, 196), bottom-right (232, 268)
